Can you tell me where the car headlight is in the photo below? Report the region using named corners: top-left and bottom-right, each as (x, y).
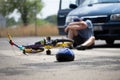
top-left (110, 14), bottom-right (120, 21)
top-left (65, 16), bottom-right (79, 25)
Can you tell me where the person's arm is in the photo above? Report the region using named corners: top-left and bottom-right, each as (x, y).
top-left (65, 21), bottom-right (87, 32)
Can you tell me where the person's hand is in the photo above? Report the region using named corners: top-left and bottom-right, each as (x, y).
top-left (65, 22), bottom-right (76, 32)
top-left (64, 26), bottom-right (69, 32)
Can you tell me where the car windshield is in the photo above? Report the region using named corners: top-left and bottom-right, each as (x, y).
top-left (81, 0), bottom-right (120, 6)
top-left (60, 0), bottom-right (78, 10)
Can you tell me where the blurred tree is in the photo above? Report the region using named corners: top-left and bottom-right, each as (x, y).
top-left (0, 0), bottom-right (43, 26)
top-left (6, 17), bottom-right (17, 27)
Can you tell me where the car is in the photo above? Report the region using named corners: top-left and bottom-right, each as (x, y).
top-left (57, 0), bottom-right (120, 44)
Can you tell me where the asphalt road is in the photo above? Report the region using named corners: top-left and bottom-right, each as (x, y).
top-left (0, 37), bottom-right (120, 80)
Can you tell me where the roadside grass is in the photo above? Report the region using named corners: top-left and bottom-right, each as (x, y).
top-left (0, 24), bottom-right (59, 37)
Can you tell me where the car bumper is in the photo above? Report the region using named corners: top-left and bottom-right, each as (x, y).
top-left (94, 22), bottom-right (120, 40)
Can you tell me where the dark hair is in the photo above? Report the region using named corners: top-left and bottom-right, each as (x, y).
top-left (73, 18), bottom-right (80, 22)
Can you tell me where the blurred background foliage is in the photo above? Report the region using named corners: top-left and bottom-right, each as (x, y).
top-left (0, 0), bottom-right (58, 37)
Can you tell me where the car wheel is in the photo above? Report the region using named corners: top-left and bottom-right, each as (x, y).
top-left (105, 40), bottom-right (114, 45)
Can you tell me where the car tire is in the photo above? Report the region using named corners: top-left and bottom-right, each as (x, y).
top-left (105, 40), bottom-right (114, 45)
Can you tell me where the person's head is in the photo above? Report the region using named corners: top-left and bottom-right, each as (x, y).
top-left (73, 17), bottom-right (83, 22)
top-left (80, 17), bottom-right (84, 21)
